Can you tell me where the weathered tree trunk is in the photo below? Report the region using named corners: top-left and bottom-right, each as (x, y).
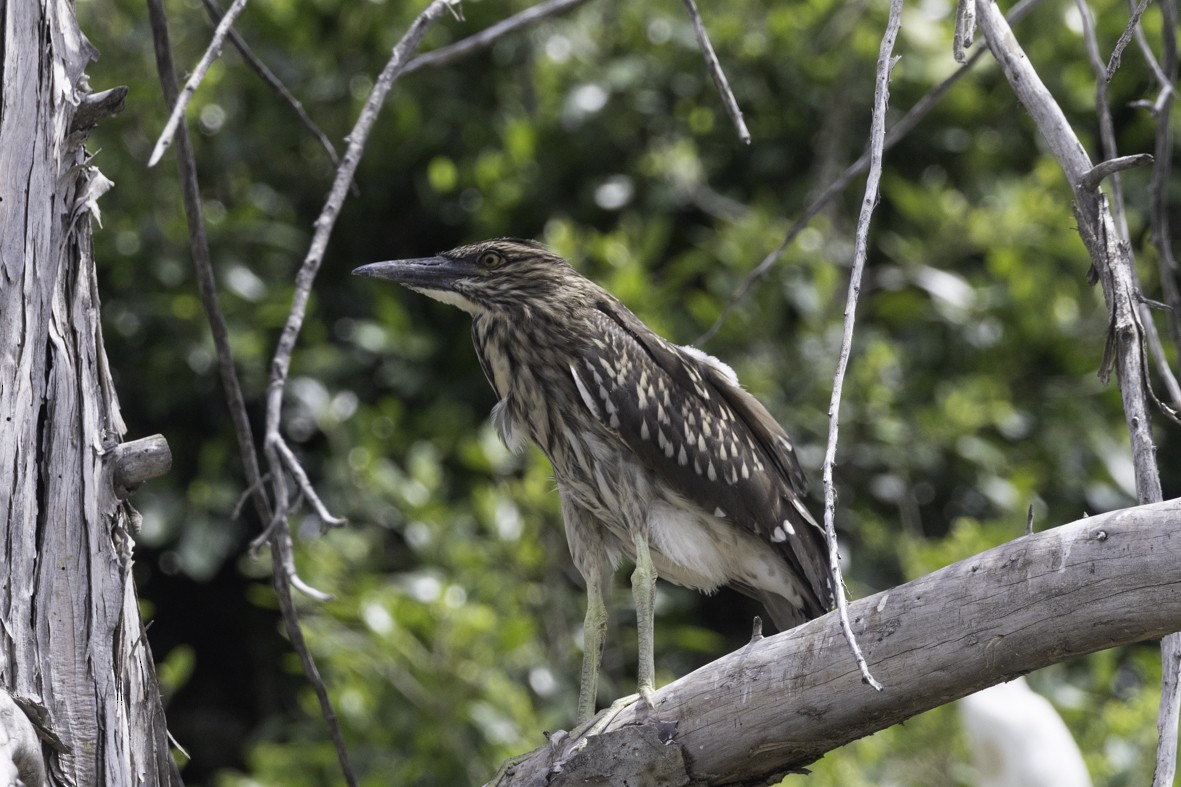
top-left (0, 0), bottom-right (180, 784)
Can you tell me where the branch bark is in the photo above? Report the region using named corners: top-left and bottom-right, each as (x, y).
top-left (497, 499), bottom-right (1181, 786)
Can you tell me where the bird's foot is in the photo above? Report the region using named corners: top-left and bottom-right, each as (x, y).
top-left (576, 692), bottom-right (643, 740)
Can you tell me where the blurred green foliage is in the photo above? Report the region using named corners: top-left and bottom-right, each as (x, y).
top-left (75, 0), bottom-right (1178, 782)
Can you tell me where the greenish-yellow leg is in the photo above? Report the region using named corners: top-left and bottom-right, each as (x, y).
top-left (630, 531), bottom-right (658, 708)
top-left (577, 571), bottom-right (609, 722)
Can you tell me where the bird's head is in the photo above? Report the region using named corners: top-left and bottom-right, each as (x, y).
top-left (353, 238), bottom-right (585, 318)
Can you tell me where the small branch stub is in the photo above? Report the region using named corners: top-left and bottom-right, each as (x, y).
top-left (110, 434), bottom-right (173, 498)
top-left (1078, 153), bottom-right (1154, 192)
top-left (69, 86), bottom-right (129, 133)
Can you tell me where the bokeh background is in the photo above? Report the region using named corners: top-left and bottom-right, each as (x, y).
top-left (76, 0), bottom-right (1179, 782)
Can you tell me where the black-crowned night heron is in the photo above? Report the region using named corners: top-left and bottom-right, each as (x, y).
top-left (355, 238), bottom-right (833, 721)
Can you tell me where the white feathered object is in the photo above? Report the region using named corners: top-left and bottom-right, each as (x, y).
top-left (959, 677), bottom-right (1091, 787)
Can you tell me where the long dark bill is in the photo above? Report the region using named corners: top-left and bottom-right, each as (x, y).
top-left (352, 256), bottom-right (467, 287)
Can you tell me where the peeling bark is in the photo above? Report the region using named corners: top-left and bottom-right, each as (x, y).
top-left (0, 0), bottom-right (180, 785)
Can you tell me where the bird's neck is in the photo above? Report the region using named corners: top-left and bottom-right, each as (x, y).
top-left (472, 309), bottom-right (585, 455)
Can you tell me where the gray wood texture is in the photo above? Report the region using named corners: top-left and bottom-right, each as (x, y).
top-left (0, 1), bottom-right (179, 785)
top-left (499, 499), bottom-right (1181, 786)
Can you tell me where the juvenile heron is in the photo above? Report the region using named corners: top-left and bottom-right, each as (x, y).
top-left (354, 238), bottom-right (832, 721)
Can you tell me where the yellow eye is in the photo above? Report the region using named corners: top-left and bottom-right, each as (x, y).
top-left (479, 251), bottom-right (504, 269)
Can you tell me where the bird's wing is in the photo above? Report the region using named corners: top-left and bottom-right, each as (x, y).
top-left (573, 297), bottom-right (832, 616)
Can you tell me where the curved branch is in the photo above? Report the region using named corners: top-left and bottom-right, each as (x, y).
top-left (498, 499), bottom-right (1181, 786)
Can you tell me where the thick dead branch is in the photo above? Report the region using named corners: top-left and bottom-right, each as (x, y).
top-left (497, 499), bottom-right (1181, 786)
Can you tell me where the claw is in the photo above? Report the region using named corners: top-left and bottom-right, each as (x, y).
top-left (578, 692), bottom-right (642, 740)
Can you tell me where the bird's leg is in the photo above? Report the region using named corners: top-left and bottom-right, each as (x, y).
top-left (630, 530), bottom-right (658, 709)
top-left (576, 569), bottom-right (608, 722)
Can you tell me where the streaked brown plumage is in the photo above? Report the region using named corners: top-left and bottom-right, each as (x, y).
top-left (354, 238), bottom-right (832, 720)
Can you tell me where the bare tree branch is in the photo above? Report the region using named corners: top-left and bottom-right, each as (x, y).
top-left (953, 0), bottom-right (976, 63)
top-left (819, 0), bottom-right (902, 694)
top-left (1139, 0), bottom-right (1181, 364)
top-left (697, 0), bottom-right (1044, 345)
top-left (497, 500), bottom-right (1181, 786)
top-left (149, 0), bottom-right (251, 166)
top-left (1076, 0), bottom-right (1181, 421)
top-left (261, 0), bottom-right (457, 553)
top-left (1143, 303), bottom-right (1181, 406)
top-left (199, 0), bottom-right (346, 175)
top-left (1076, 0), bottom-right (1135, 247)
top-left (1142, 7), bottom-right (1181, 772)
top-left (973, 2), bottom-right (1175, 783)
top-left (404, 0), bottom-right (591, 75)
top-left (1107, 0), bottom-right (1152, 80)
top-left (272, 436), bottom-right (347, 530)
top-left (144, 0), bottom-right (269, 545)
top-left (144, 1), bottom-right (356, 782)
top-left (1132, 6), bottom-right (1177, 100)
top-left (680, 0), bottom-right (751, 145)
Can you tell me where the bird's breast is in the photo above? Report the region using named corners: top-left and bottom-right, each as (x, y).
top-left (473, 315), bottom-right (587, 459)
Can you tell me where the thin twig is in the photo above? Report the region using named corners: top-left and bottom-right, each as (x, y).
top-left (976, 6), bottom-right (1175, 781)
top-left (1076, 0), bottom-right (1131, 236)
top-left (953, 0), bottom-right (976, 63)
top-left (232, 472), bottom-right (271, 520)
top-left (144, 0), bottom-right (267, 523)
top-left (820, 0), bottom-right (902, 695)
top-left (149, 0), bottom-right (251, 167)
top-left (1133, 14), bottom-right (1177, 100)
top-left (1138, 0), bottom-right (1181, 360)
top-left (680, 0), bottom-right (751, 145)
top-left (1106, 0), bottom-right (1152, 80)
top-left (1142, 7), bottom-right (1181, 778)
top-left (260, 0), bottom-right (458, 551)
top-left (697, 0), bottom-right (1044, 345)
top-left (272, 510), bottom-right (334, 602)
top-left (1078, 0), bottom-right (1181, 424)
top-left (268, 537), bottom-right (351, 768)
top-left (272, 436), bottom-right (348, 530)
top-left (404, 0), bottom-right (591, 74)
top-left (198, 0), bottom-right (348, 178)
top-left (1139, 309), bottom-right (1181, 424)
top-left (144, 2), bottom-right (354, 782)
